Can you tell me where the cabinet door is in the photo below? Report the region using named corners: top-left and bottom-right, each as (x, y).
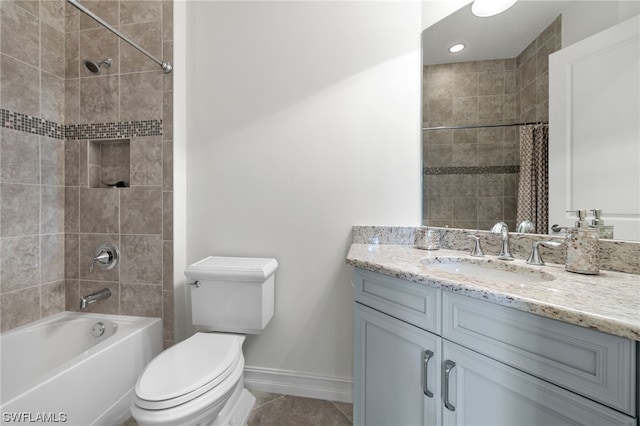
top-left (442, 341), bottom-right (635, 426)
top-left (354, 303), bottom-right (441, 426)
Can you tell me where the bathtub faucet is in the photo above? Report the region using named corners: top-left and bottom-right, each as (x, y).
top-left (80, 288), bottom-right (112, 310)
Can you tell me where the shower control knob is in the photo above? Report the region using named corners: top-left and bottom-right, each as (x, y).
top-left (89, 243), bottom-right (120, 272)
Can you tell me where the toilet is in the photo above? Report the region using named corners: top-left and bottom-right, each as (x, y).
top-left (130, 256), bottom-right (278, 426)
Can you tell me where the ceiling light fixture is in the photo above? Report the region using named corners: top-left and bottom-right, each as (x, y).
top-left (448, 43), bottom-right (466, 53)
top-left (471, 0), bottom-right (518, 17)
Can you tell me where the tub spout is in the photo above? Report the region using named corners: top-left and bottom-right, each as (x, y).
top-left (80, 288), bottom-right (112, 310)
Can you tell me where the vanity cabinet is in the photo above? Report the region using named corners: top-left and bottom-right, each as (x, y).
top-left (353, 268), bottom-right (638, 426)
top-left (443, 291), bottom-right (636, 416)
top-left (441, 340), bottom-right (634, 426)
top-left (354, 303), bottom-right (441, 426)
top-left (353, 268), bottom-right (442, 426)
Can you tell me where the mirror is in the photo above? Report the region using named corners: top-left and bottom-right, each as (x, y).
top-left (421, 0), bottom-right (640, 241)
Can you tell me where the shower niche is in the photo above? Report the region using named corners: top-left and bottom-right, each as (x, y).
top-left (88, 139), bottom-right (130, 188)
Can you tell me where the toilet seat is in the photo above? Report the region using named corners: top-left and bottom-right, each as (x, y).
top-left (134, 333), bottom-right (244, 410)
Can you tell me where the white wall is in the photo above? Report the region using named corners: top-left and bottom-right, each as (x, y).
top-left (421, 0), bottom-right (470, 30)
top-left (561, 1), bottom-right (640, 47)
top-left (173, 0), bottom-right (187, 347)
top-left (181, 0), bottom-right (422, 395)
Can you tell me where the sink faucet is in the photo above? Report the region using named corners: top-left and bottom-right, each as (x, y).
top-left (491, 222), bottom-right (514, 261)
top-left (80, 287), bottom-right (112, 310)
top-left (467, 234), bottom-right (484, 257)
top-left (527, 241), bottom-right (563, 266)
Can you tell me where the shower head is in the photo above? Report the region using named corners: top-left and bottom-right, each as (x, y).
top-left (84, 58), bottom-right (112, 75)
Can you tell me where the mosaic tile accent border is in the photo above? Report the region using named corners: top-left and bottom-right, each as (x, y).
top-left (424, 165), bottom-right (520, 175)
top-left (1, 108), bottom-right (162, 140)
top-left (65, 120), bottom-right (162, 140)
top-left (1, 109), bottom-right (65, 139)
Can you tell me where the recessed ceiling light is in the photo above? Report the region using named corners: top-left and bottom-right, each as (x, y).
top-left (448, 43), bottom-right (466, 53)
top-left (471, 0), bottom-right (518, 17)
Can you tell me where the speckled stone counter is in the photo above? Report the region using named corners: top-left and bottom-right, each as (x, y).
top-left (352, 226), bottom-right (640, 274)
top-left (346, 243), bottom-right (640, 341)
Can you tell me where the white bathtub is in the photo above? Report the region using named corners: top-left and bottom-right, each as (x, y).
top-left (1, 312), bottom-right (162, 425)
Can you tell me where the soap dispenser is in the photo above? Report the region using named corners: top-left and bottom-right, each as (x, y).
top-left (565, 209), bottom-right (599, 275)
top-left (589, 209), bottom-right (614, 239)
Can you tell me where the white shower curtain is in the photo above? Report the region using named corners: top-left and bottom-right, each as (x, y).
top-left (517, 124), bottom-right (549, 234)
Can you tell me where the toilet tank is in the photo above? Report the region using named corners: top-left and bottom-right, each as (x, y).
top-left (185, 256), bottom-right (278, 335)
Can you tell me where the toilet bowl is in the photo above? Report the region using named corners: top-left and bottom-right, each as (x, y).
top-left (130, 256), bottom-right (278, 426)
top-left (131, 333), bottom-right (252, 426)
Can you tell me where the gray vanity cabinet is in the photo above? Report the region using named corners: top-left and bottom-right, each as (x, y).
top-left (353, 268), bottom-right (638, 426)
top-left (443, 291), bottom-right (636, 417)
top-left (354, 303), bottom-right (441, 426)
top-left (441, 340), bottom-right (635, 426)
top-left (353, 268), bottom-right (442, 426)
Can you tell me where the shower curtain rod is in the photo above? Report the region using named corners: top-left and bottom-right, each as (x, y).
top-left (66, 0), bottom-right (173, 74)
top-left (422, 122), bottom-right (548, 131)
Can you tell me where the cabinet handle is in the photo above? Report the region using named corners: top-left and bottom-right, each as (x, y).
top-left (443, 360), bottom-right (456, 411)
top-left (422, 350), bottom-right (434, 398)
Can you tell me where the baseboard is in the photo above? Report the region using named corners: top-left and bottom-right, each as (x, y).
top-left (243, 366), bottom-right (353, 403)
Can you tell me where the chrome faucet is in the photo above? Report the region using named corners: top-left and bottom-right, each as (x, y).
top-left (80, 287), bottom-right (112, 310)
top-left (526, 241), bottom-right (563, 266)
top-left (490, 222), bottom-right (514, 260)
top-left (467, 234), bottom-right (484, 257)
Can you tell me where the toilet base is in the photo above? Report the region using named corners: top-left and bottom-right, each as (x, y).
top-left (212, 379), bottom-right (256, 426)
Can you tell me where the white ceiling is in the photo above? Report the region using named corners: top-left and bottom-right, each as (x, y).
top-left (421, 1), bottom-right (579, 65)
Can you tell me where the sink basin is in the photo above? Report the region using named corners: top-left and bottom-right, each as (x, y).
top-left (420, 257), bottom-right (555, 283)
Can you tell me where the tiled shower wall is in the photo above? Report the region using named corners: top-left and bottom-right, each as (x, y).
top-left (517, 16), bottom-right (561, 124)
top-left (422, 16), bottom-right (561, 230)
top-left (0, 0), bottom-right (174, 347)
top-left (1, 0), bottom-right (67, 331)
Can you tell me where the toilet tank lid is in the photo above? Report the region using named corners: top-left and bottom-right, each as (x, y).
top-left (185, 256), bottom-right (278, 282)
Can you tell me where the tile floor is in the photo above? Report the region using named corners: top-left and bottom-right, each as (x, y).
top-left (123, 391), bottom-right (353, 425)
top-left (248, 391), bottom-right (353, 425)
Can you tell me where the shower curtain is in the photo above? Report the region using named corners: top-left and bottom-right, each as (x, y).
top-left (517, 124), bottom-right (549, 233)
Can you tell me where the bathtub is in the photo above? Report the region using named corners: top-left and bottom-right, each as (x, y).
top-left (1, 312), bottom-right (162, 425)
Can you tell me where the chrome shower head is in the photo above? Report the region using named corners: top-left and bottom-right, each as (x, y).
top-left (83, 58), bottom-right (112, 75)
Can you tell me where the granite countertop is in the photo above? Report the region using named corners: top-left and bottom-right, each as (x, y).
top-left (346, 243), bottom-right (640, 341)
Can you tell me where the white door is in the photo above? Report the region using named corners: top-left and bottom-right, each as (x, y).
top-left (354, 303), bottom-right (441, 426)
top-left (549, 15), bottom-right (640, 241)
top-left (441, 341), bottom-right (635, 426)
